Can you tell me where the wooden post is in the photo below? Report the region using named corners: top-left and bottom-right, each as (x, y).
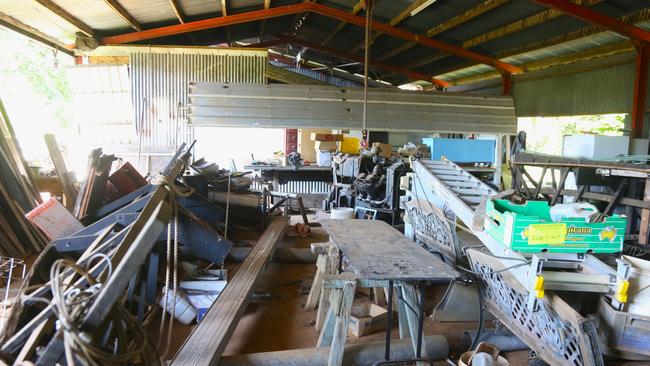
top-left (639, 178), bottom-right (650, 244)
top-left (326, 280), bottom-right (356, 366)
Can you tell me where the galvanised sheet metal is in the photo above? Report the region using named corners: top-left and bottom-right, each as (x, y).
top-left (130, 49), bottom-right (267, 149)
top-left (188, 83), bottom-right (516, 133)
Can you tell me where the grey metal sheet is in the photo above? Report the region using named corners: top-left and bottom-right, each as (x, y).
top-left (188, 82), bottom-right (517, 133)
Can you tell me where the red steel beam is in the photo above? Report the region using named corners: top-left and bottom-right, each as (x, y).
top-left (100, 2), bottom-right (521, 74)
top-left (632, 43), bottom-right (649, 138)
top-left (279, 36), bottom-right (450, 87)
top-left (532, 0), bottom-right (650, 43)
top-left (500, 71), bottom-right (512, 96)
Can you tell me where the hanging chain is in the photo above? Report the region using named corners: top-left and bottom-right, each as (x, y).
top-left (361, 0), bottom-right (373, 149)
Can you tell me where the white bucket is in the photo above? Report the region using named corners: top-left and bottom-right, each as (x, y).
top-left (623, 255), bottom-right (650, 317)
top-left (159, 291), bottom-right (197, 325)
top-left (330, 207), bottom-right (355, 220)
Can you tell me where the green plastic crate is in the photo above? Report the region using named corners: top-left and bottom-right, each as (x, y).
top-left (483, 199), bottom-right (626, 253)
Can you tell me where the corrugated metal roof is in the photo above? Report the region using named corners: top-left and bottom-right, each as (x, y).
top-left (1, 0), bottom-right (650, 85)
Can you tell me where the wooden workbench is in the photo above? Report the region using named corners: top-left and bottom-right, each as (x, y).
top-left (316, 219), bottom-right (459, 366)
top-left (320, 219), bottom-right (458, 282)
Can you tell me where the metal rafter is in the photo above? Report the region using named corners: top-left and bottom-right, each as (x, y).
top-left (100, 3), bottom-right (522, 73)
top-left (321, 0), bottom-right (364, 45)
top-left (102, 0), bottom-right (142, 31)
top-left (281, 35), bottom-right (450, 87)
top-left (169, 0), bottom-right (186, 23)
top-left (31, 0), bottom-right (94, 37)
top-left (350, 0), bottom-right (434, 53)
top-left (377, 0), bottom-right (509, 62)
top-left (404, 0), bottom-right (602, 70)
top-left (532, 0), bottom-right (650, 43)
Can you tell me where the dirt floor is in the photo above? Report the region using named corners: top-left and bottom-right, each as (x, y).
top-left (158, 214), bottom-right (531, 365)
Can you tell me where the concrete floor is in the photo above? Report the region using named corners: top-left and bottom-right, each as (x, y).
top-left (157, 214), bottom-right (531, 365)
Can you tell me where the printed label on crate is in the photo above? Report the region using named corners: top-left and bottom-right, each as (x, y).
top-left (527, 223), bottom-right (567, 245)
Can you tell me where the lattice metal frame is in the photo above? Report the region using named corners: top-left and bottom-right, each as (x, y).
top-left (468, 249), bottom-right (603, 366)
top-left (404, 199), bottom-right (460, 263)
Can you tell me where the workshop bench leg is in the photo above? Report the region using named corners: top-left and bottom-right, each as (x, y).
top-left (315, 245), bottom-right (338, 330)
top-left (397, 284), bottom-right (409, 339)
top-left (317, 279), bottom-right (356, 366)
top-left (401, 284), bottom-right (427, 366)
top-left (305, 253), bottom-right (327, 310)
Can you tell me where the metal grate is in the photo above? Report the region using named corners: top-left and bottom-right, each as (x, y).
top-left (0, 257), bottom-right (26, 324)
top-left (468, 251), bottom-right (603, 366)
top-left (404, 200), bottom-right (459, 263)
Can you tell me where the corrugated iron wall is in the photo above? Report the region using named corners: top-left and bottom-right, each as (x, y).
top-left (130, 49), bottom-right (268, 150)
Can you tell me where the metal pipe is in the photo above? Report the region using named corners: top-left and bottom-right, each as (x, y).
top-left (220, 335), bottom-right (449, 366)
top-left (461, 329), bottom-right (528, 352)
top-left (227, 247), bottom-right (317, 263)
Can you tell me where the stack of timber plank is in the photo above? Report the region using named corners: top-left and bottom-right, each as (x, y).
top-left (0, 98), bottom-right (47, 256)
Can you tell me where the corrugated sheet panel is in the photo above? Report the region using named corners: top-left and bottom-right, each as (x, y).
top-left (269, 61), bottom-right (359, 87)
top-left (130, 49), bottom-right (268, 150)
top-left (188, 82), bottom-right (517, 134)
top-left (512, 61), bottom-right (635, 117)
top-left (67, 64), bottom-right (135, 145)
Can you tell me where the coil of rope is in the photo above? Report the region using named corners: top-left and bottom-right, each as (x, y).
top-left (151, 172), bottom-right (194, 358)
top-left (44, 256), bottom-right (159, 365)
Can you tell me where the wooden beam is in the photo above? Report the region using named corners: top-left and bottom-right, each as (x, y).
top-left (0, 13), bottom-right (73, 54)
top-left (377, 0), bottom-right (509, 62)
top-left (100, 3), bottom-right (522, 73)
top-left (449, 40), bottom-right (634, 85)
top-left (405, 0), bottom-right (601, 70)
top-left (308, 3), bottom-right (523, 73)
top-left (172, 217), bottom-right (289, 366)
top-left (350, 0), bottom-right (434, 53)
top-left (259, 0), bottom-right (272, 40)
top-left (533, 0), bottom-right (650, 43)
top-left (282, 35), bottom-right (450, 87)
top-left (102, 3), bottom-right (311, 44)
top-left (221, 0), bottom-right (228, 16)
top-left (320, 0), bottom-right (364, 45)
top-left (102, 0), bottom-right (142, 31)
top-left (439, 8), bottom-right (650, 81)
top-left (632, 43), bottom-right (649, 138)
top-left (169, 0), bottom-right (186, 23)
top-left (31, 0), bottom-right (94, 37)
top-left (44, 134), bottom-right (77, 209)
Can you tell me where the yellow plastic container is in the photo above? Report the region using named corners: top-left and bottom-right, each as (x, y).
top-left (340, 137), bottom-right (360, 154)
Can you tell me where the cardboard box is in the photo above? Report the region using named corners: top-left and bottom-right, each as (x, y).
top-left (310, 133), bottom-right (344, 142)
top-left (484, 199), bottom-right (626, 254)
top-left (315, 141), bottom-right (338, 151)
top-left (372, 142), bottom-right (392, 158)
top-left (348, 303), bottom-right (391, 337)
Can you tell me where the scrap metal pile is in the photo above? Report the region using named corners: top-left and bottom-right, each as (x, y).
top-left (0, 143), bottom-right (235, 365)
